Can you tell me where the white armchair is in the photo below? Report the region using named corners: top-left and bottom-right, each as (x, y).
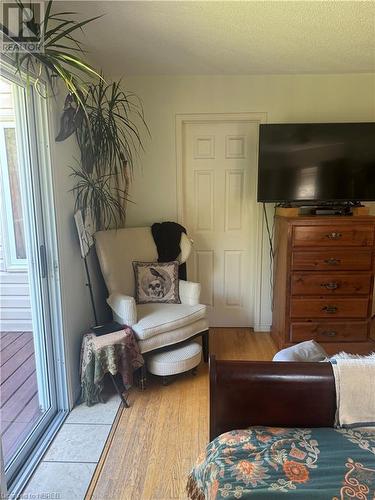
top-left (95, 227), bottom-right (209, 362)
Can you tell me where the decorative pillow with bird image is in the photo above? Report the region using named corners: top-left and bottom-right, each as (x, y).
top-left (132, 261), bottom-right (181, 304)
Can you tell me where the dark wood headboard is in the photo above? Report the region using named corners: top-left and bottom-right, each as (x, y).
top-left (209, 356), bottom-right (336, 440)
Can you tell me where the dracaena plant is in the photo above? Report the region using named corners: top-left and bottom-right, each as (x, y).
top-left (0, 0), bottom-right (102, 106)
top-left (0, 0), bottom-right (149, 230)
top-left (70, 78), bottom-right (149, 230)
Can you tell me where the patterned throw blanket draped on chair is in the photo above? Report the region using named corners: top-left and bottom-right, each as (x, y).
top-left (80, 328), bottom-right (144, 406)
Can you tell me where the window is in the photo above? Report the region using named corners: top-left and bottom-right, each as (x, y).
top-left (0, 80), bottom-right (27, 270)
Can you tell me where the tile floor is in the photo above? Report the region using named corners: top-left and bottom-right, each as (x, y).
top-left (22, 390), bottom-right (121, 499)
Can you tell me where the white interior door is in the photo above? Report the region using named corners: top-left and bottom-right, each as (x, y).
top-left (182, 120), bottom-right (259, 326)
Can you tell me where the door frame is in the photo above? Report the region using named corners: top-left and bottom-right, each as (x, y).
top-left (175, 112), bottom-right (269, 331)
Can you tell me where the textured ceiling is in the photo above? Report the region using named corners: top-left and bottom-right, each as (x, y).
top-left (55, 1), bottom-right (375, 75)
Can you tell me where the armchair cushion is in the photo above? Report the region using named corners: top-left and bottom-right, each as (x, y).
top-left (132, 303), bottom-right (207, 340)
top-left (138, 318), bottom-right (208, 354)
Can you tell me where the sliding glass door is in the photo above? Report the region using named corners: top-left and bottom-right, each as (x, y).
top-left (0, 69), bottom-right (66, 489)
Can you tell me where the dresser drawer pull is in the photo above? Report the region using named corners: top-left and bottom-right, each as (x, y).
top-left (320, 282), bottom-right (339, 290)
top-left (325, 232), bottom-right (342, 240)
top-left (321, 330), bottom-right (337, 337)
top-left (324, 258), bottom-right (341, 266)
top-left (322, 305), bottom-right (338, 314)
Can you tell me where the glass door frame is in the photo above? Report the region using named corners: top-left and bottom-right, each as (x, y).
top-left (0, 61), bottom-right (68, 493)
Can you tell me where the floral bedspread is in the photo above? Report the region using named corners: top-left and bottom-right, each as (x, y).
top-left (187, 427), bottom-right (375, 499)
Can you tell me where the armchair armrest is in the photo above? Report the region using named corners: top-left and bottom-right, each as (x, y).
top-left (107, 293), bottom-right (137, 326)
top-left (179, 280), bottom-right (201, 305)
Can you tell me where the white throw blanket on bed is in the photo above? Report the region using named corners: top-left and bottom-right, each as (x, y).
top-left (331, 353), bottom-right (375, 427)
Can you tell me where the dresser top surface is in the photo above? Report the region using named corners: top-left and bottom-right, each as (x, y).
top-left (276, 215), bottom-right (375, 224)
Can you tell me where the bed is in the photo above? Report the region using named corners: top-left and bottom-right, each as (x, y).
top-left (187, 357), bottom-right (375, 499)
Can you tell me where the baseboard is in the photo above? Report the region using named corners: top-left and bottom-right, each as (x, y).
top-left (254, 324), bottom-right (271, 332)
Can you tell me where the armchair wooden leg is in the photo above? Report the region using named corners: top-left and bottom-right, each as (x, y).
top-left (202, 330), bottom-right (209, 363)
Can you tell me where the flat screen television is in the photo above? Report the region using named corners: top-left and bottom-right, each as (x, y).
top-left (257, 122), bottom-right (375, 203)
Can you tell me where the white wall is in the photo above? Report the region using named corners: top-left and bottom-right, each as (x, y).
top-left (119, 73), bottom-right (375, 329)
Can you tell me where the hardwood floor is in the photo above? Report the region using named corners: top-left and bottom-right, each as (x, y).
top-left (87, 328), bottom-right (277, 500)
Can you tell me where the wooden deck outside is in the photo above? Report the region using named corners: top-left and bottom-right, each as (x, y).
top-left (0, 331), bottom-right (42, 465)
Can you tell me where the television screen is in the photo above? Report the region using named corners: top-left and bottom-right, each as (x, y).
top-left (257, 123), bottom-right (375, 203)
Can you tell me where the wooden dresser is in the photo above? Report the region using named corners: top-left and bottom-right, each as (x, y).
top-left (272, 215), bottom-right (375, 354)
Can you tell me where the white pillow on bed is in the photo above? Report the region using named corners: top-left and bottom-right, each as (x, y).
top-left (273, 340), bottom-right (328, 362)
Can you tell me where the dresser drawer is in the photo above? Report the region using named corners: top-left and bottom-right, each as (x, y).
top-left (291, 273), bottom-right (372, 296)
top-left (292, 250), bottom-right (373, 271)
top-left (290, 298), bottom-right (369, 319)
top-left (292, 225), bottom-right (374, 247)
top-left (290, 322), bottom-right (368, 342)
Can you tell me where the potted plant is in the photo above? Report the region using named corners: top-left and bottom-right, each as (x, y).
top-left (1, 0), bottom-right (149, 230)
top-left (69, 78), bottom-right (149, 230)
top-left (0, 0), bottom-right (102, 107)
